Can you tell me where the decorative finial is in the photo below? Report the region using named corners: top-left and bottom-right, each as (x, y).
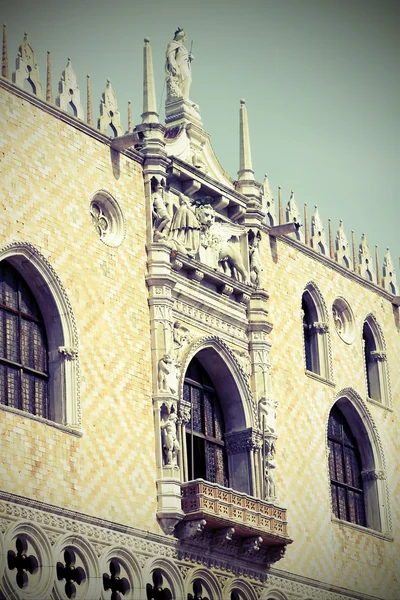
top-left (240, 98), bottom-right (246, 105)
top-left (144, 37), bottom-right (150, 44)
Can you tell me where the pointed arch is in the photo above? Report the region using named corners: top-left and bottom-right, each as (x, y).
top-left (178, 336), bottom-right (258, 495)
top-left (301, 282), bottom-right (332, 381)
top-left (326, 388), bottom-right (392, 535)
top-left (362, 313), bottom-right (391, 408)
top-left (0, 242), bottom-right (80, 428)
top-left (179, 335), bottom-right (257, 429)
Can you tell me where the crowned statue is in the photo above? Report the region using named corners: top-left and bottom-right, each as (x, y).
top-left (165, 28), bottom-right (193, 101)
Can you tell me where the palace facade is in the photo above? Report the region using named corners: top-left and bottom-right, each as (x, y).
top-left (0, 26), bottom-right (399, 600)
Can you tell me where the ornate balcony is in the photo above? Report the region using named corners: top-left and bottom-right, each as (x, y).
top-left (176, 480), bottom-right (292, 565)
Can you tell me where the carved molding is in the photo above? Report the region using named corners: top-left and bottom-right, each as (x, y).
top-left (225, 429), bottom-right (262, 454)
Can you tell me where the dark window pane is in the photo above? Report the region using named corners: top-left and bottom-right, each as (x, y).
top-left (0, 312), bottom-right (20, 363)
top-left (213, 396), bottom-right (224, 439)
top-left (0, 263), bottom-right (18, 309)
top-left (333, 441), bottom-right (344, 482)
top-left (19, 278), bottom-right (41, 318)
top-left (0, 363), bottom-right (21, 408)
top-left (21, 320), bottom-right (47, 372)
top-left (184, 358), bottom-right (228, 486)
top-left (203, 390), bottom-right (214, 437)
top-left (331, 483), bottom-right (339, 519)
top-left (337, 486), bottom-right (347, 520)
top-left (191, 387), bottom-right (202, 433)
top-left (328, 404), bottom-right (366, 527)
top-left (0, 261), bottom-right (48, 418)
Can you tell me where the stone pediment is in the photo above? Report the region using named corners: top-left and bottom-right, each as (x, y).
top-left (164, 122), bottom-right (237, 192)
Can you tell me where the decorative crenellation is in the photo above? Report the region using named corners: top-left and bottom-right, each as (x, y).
top-left (267, 186), bottom-right (397, 295)
top-left (98, 79), bottom-right (123, 137)
top-left (12, 32), bottom-right (43, 98)
top-left (310, 206), bottom-right (329, 255)
top-left (56, 57), bottom-right (84, 119)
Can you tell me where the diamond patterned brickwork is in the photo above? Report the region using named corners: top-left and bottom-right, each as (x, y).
top-left (0, 86), bottom-right (158, 532)
top-left (257, 239), bottom-right (399, 598)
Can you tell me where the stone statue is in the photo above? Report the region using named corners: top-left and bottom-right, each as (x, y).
top-left (265, 447), bottom-right (277, 499)
top-left (197, 204), bottom-right (249, 283)
top-left (248, 230), bottom-right (262, 287)
top-left (258, 396), bottom-right (278, 433)
top-left (165, 28), bottom-right (193, 100)
top-left (160, 407), bottom-right (180, 466)
top-left (157, 354), bottom-right (177, 395)
top-left (152, 184), bottom-right (171, 239)
top-left (173, 321), bottom-right (191, 354)
top-left (169, 193), bottom-right (201, 255)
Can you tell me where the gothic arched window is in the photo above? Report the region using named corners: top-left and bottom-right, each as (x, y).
top-left (302, 292), bottom-right (319, 374)
top-left (362, 316), bottom-right (390, 406)
top-left (0, 261), bottom-right (49, 417)
top-left (302, 285), bottom-right (330, 380)
top-left (328, 404), bottom-right (366, 526)
top-left (183, 358), bottom-right (229, 487)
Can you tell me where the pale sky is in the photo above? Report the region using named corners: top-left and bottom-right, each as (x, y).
top-left (2, 0), bottom-right (399, 273)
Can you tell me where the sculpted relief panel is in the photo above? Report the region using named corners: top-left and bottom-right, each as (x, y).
top-left (152, 187), bottom-right (249, 284)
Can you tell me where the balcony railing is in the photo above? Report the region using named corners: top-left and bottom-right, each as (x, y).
top-left (181, 479), bottom-right (291, 548)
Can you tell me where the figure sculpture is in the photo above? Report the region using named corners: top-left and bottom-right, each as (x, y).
top-left (258, 396), bottom-right (278, 433)
top-left (157, 354), bottom-right (177, 395)
top-left (165, 28), bottom-right (193, 100)
top-left (248, 230), bottom-right (262, 286)
top-left (265, 447), bottom-right (277, 498)
top-left (160, 408), bottom-right (180, 466)
top-left (169, 193), bottom-right (201, 255)
top-left (152, 184), bottom-right (171, 239)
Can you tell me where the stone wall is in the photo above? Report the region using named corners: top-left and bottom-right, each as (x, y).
top-left (259, 234), bottom-right (399, 597)
top-left (0, 83), bottom-right (158, 532)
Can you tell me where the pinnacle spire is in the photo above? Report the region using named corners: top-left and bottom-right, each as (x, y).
top-left (142, 38), bottom-right (159, 124)
top-left (128, 100), bottom-right (133, 132)
top-left (86, 74), bottom-right (92, 125)
top-left (237, 99), bottom-right (254, 182)
top-left (46, 51), bottom-right (52, 103)
top-left (2, 24), bottom-right (9, 78)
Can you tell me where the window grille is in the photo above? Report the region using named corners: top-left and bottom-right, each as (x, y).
top-left (0, 261), bottom-right (49, 417)
top-left (184, 358), bottom-right (229, 487)
top-left (328, 405), bottom-right (366, 526)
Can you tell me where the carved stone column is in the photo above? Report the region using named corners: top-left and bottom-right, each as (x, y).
top-left (146, 244), bottom-right (183, 533)
top-left (247, 291), bottom-right (280, 499)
